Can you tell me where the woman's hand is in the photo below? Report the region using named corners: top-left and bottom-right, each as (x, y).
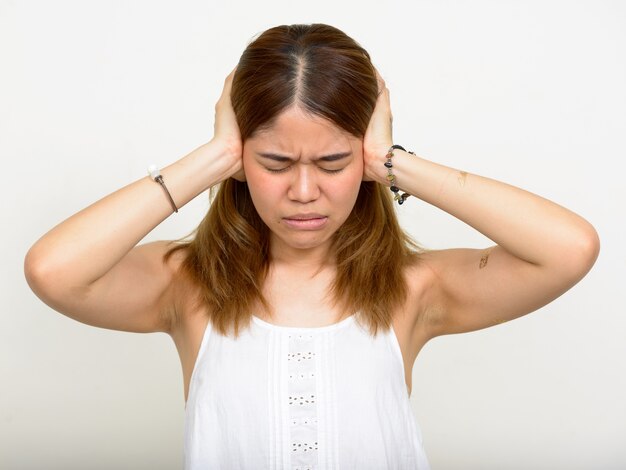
top-left (362, 67), bottom-right (394, 182)
top-left (211, 65), bottom-right (246, 182)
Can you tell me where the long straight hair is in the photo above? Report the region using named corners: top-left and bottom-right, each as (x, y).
top-left (164, 24), bottom-right (426, 338)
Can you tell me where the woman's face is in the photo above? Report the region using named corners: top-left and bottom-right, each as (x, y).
top-left (242, 106), bottom-right (363, 260)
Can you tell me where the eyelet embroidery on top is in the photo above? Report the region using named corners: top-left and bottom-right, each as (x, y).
top-left (289, 372), bottom-right (316, 380)
top-left (288, 394), bottom-right (316, 405)
top-left (292, 441), bottom-right (318, 452)
top-left (287, 351), bottom-right (315, 362)
top-left (287, 332), bottom-right (319, 469)
top-left (291, 416), bottom-right (318, 425)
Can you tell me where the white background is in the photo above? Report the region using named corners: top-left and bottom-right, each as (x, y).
top-left (2, 0), bottom-right (624, 468)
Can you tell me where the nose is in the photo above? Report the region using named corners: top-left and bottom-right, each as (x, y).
top-left (287, 165), bottom-right (320, 203)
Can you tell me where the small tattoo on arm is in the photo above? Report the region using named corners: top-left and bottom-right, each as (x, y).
top-left (479, 248), bottom-right (492, 269)
top-left (458, 171), bottom-right (468, 187)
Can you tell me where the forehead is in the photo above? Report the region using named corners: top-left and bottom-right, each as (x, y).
top-left (249, 106), bottom-right (355, 148)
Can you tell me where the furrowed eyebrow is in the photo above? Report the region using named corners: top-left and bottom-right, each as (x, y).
top-left (256, 151), bottom-right (352, 162)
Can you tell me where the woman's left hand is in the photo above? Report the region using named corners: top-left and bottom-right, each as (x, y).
top-left (362, 67), bottom-right (394, 182)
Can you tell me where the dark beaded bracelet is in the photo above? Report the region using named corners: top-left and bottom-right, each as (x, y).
top-left (385, 144), bottom-right (416, 205)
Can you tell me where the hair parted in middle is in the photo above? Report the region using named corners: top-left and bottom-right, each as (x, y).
top-left (164, 23), bottom-right (427, 339)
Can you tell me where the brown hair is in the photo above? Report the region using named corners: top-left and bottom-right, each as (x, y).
top-left (164, 23), bottom-right (426, 338)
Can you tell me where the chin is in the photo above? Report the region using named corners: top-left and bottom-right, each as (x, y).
top-left (276, 229), bottom-right (334, 249)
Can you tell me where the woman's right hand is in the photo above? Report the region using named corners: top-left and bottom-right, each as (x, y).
top-left (211, 65), bottom-right (246, 182)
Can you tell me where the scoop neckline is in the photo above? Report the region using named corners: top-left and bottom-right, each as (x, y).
top-left (251, 313), bottom-right (356, 332)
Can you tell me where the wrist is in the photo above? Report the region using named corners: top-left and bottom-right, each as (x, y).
top-left (206, 138), bottom-right (242, 163)
top-left (383, 145), bottom-right (418, 205)
top-left (179, 140), bottom-right (241, 191)
top-left (365, 143), bottom-right (392, 184)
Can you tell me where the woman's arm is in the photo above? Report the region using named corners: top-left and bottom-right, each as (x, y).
top-left (24, 67), bottom-right (242, 334)
top-left (377, 148), bottom-right (600, 337)
top-left (24, 140), bottom-right (238, 333)
top-left (363, 70), bottom-right (600, 338)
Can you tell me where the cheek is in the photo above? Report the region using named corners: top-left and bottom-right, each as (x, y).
top-left (347, 160), bottom-right (364, 187)
top-left (246, 172), bottom-right (280, 209)
top-left (330, 169), bottom-right (362, 204)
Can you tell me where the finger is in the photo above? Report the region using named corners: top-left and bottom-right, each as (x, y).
top-left (219, 66), bottom-right (238, 101)
top-left (224, 65), bottom-right (238, 87)
top-left (373, 66), bottom-right (386, 95)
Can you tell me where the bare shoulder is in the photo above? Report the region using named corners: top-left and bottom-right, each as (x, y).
top-left (158, 242), bottom-right (198, 327)
top-left (125, 239), bottom-right (198, 335)
top-left (135, 239), bottom-right (192, 333)
top-left (161, 243), bottom-right (210, 340)
top-left (401, 249), bottom-right (448, 341)
top-left (401, 252), bottom-right (439, 324)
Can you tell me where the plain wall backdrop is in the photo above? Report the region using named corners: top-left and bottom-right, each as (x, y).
top-left (2, 0), bottom-right (624, 468)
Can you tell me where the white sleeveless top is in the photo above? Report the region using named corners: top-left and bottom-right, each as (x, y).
top-left (183, 312), bottom-right (431, 469)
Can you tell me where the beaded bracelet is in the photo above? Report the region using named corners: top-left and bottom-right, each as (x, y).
top-left (147, 164), bottom-right (179, 213)
top-left (385, 144), bottom-right (416, 205)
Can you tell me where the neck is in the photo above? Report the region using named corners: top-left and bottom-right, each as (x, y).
top-left (269, 237), bottom-right (335, 277)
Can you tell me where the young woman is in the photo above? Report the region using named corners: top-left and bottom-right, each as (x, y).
top-left (24, 23), bottom-right (599, 470)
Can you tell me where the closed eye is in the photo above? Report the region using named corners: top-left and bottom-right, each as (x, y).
top-left (265, 167), bottom-right (344, 174)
